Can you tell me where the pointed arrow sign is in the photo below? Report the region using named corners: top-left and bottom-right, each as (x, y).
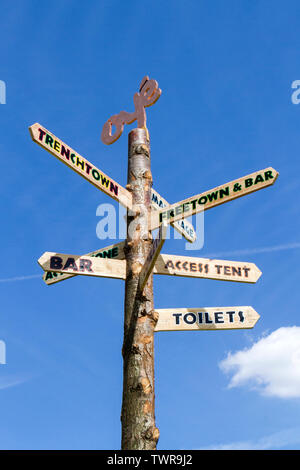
top-left (150, 167), bottom-right (279, 230)
top-left (151, 188), bottom-right (196, 243)
top-left (153, 253), bottom-right (262, 283)
top-left (38, 252), bottom-right (126, 280)
top-left (154, 307), bottom-right (260, 332)
top-left (29, 123), bottom-right (133, 209)
top-left (42, 241), bottom-right (126, 285)
top-left (42, 250), bottom-right (261, 285)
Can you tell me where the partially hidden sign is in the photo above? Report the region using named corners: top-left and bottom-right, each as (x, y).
top-left (154, 307), bottom-right (260, 332)
top-left (151, 188), bottom-right (196, 243)
top-left (150, 168), bottom-right (279, 230)
top-left (29, 123), bottom-right (132, 209)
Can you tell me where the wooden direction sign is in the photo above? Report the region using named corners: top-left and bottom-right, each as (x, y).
top-left (150, 167), bottom-right (279, 230)
top-left (139, 223), bottom-right (167, 291)
top-left (151, 188), bottom-right (196, 243)
top-left (154, 306), bottom-right (260, 332)
top-left (43, 248), bottom-right (261, 285)
top-left (38, 252), bottom-right (126, 280)
top-left (29, 123), bottom-right (132, 209)
top-left (43, 241), bottom-right (126, 285)
top-left (153, 254), bottom-right (262, 283)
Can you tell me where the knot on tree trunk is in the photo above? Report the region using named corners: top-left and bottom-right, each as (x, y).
top-left (149, 309), bottom-right (159, 325)
top-left (142, 426), bottom-right (160, 445)
top-left (130, 143), bottom-right (150, 159)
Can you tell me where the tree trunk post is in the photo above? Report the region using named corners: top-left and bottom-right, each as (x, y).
top-left (121, 127), bottom-right (159, 450)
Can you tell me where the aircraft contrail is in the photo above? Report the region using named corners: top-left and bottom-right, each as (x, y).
top-left (0, 274), bottom-right (41, 283)
top-left (203, 242), bottom-right (300, 258)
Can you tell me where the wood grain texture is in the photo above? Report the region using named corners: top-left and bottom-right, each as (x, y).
top-left (150, 167), bottom-right (279, 229)
top-left (38, 252), bottom-right (126, 280)
top-left (42, 241), bottom-right (126, 285)
top-left (121, 128), bottom-right (159, 450)
top-left (155, 306), bottom-right (260, 332)
top-left (139, 223), bottom-right (167, 291)
top-left (29, 123), bottom-right (132, 209)
top-left (150, 188), bottom-right (196, 243)
top-left (153, 253), bottom-right (262, 283)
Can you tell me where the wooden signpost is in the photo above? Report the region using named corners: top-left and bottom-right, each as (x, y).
top-left (154, 306), bottom-right (260, 332)
top-left (150, 167), bottom-right (279, 230)
top-left (151, 188), bottom-right (196, 243)
top-left (32, 75), bottom-right (279, 450)
top-left (29, 122), bottom-right (195, 242)
top-left (139, 223), bottom-right (167, 291)
top-left (42, 241), bottom-right (126, 285)
top-left (43, 248), bottom-right (260, 286)
top-left (29, 123), bottom-right (133, 209)
top-left (38, 252), bottom-right (126, 280)
top-left (153, 253), bottom-right (262, 283)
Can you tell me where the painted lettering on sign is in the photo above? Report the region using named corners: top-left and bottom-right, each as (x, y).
top-left (159, 170), bottom-right (275, 223)
top-left (153, 254), bottom-right (262, 283)
top-left (151, 189), bottom-right (196, 243)
top-left (154, 307), bottom-right (260, 332)
top-left (101, 76), bottom-right (161, 145)
top-left (149, 167), bottom-right (279, 230)
top-left (172, 310), bottom-right (245, 325)
top-left (50, 256), bottom-right (93, 273)
top-left (43, 241), bottom-right (125, 285)
top-left (38, 252), bottom-right (126, 280)
top-left (37, 127), bottom-right (118, 194)
top-left (29, 124), bottom-right (132, 209)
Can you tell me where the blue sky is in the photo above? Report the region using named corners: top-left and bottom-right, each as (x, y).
top-left (1, 0), bottom-right (300, 450)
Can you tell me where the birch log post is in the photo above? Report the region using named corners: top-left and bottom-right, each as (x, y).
top-left (121, 128), bottom-right (159, 450)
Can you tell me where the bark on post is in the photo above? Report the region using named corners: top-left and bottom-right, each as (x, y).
top-left (121, 128), bottom-right (159, 450)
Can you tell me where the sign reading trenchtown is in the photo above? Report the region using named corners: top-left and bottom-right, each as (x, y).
top-left (29, 123), bottom-right (133, 209)
top-left (154, 307), bottom-right (260, 332)
top-left (150, 167), bottom-right (279, 230)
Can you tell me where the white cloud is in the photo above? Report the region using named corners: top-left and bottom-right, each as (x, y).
top-left (219, 327), bottom-right (300, 398)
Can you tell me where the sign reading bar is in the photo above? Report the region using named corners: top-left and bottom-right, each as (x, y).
top-left (154, 307), bottom-right (260, 332)
top-left (43, 241), bottom-right (126, 285)
top-left (29, 123), bottom-right (132, 209)
top-left (139, 223), bottom-right (167, 291)
top-left (153, 254), bottom-right (262, 283)
top-left (150, 168), bottom-right (279, 230)
top-left (151, 188), bottom-right (196, 243)
top-left (38, 252), bottom-right (126, 280)
top-left (43, 249), bottom-right (261, 285)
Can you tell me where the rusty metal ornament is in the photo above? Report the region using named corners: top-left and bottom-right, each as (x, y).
top-left (101, 76), bottom-right (161, 145)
